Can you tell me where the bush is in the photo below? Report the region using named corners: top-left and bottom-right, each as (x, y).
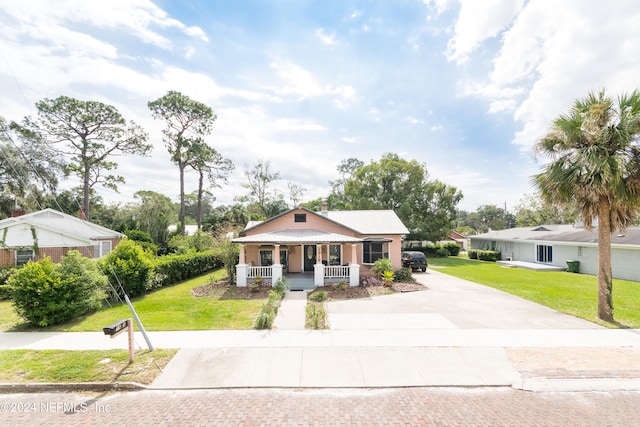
top-left (309, 290), bottom-right (327, 302)
top-left (101, 239), bottom-right (154, 299)
top-left (468, 249), bottom-right (500, 262)
top-left (360, 275), bottom-right (382, 287)
top-left (435, 248), bottom-right (450, 258)
top-left (306, 302), bottom-right (328, 329)
top-left (253, 278), bottom-right (288, 329)
top-left (442, 243), bottom-right (461, 256)
top-left (394, 267), bottom-right (414, 283)
top-left (370, 258), bottom-right (394, 279)
top-left (8, 252), bottom-right (107, 327)
top-left (0, 267), bottom-right (16, 300)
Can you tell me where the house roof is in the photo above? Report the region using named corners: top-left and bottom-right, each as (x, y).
top-left (241, 207), bottom-right (409, 236)
top-left (325, 210), bottom-right (409, 235)
top-left (0, 208), bottom-right (124, 247)
top-left (233, 230), bottom-right (365, 244)
top-left (471, 224), bottom-right (640, 247)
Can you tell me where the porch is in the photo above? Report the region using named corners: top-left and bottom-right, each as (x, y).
top-left (236, 263), bottom-right (360, 288)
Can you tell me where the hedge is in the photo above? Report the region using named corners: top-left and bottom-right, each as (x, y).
top-left (468, 249), bottom-right (501, 262)
top-left (151, 250), bottom-right (223, 289)
top-left (405, 242), bottom-right (461, 257)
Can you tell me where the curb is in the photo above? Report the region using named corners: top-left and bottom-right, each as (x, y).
top-left (0, 382), bottom-right (147, 394)
top-left (513, 379), bottom-right (640, 393)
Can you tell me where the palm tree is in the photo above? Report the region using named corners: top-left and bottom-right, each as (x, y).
top-left (534, 89), bottom-right (640, 322)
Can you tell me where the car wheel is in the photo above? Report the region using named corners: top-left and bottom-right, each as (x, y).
top-left (421, 267), bottom-right (426, 272)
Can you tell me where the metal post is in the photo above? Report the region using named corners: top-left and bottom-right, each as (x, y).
top-left (124, 294), bottom-right (154, 351)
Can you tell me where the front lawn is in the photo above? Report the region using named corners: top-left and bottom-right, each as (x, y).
top-left (428, 256), bottom-right (640, 328)
top-left (0, 349), bottom-right (176, 384)
top-left (3, 269), bottom-right (266, 331)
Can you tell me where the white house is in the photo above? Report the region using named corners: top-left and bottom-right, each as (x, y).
top-left (470, 224), bottom-right (640, 282)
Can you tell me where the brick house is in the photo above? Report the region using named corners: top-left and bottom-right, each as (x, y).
top-left (0, 208), bottom-right (124, 267)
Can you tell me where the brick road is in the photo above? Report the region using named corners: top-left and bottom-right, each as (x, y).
top-left (2, 388), bottom-right (640, 426)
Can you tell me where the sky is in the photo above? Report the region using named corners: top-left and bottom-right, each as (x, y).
top-left (1, 0), bottom-right (640, 213)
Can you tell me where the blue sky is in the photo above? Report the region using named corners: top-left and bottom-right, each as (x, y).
top-left (1, 0), bottom-right (639, 212)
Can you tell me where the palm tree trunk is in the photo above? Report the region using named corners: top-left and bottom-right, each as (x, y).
top-left (597, 201), bottom-right (614, 322)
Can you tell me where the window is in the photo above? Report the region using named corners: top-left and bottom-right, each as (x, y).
top-left (329, 244), bottom-right (341, 265)
top-left (536, 245), bottom-right (553, 263)
top-left (294, 213), bottom-right (306, 222)
top-left (259, 250), bottom-right (273, 266)
top-left (93, 241), bottom-right (113, 258)
top-left (363, 242), bottom-right (386, 264)
top-left (15, 249), bottom-right (34, 266)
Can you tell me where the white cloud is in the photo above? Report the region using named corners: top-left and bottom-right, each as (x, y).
top-left (446, 0), bottom-right (640, 150)
top-left (430, 125), bottom-right (443, 132)
top-left (421, 0), bottom-right (456, 15)
top-left (341, 136), bottom-right (358, 143)
top-left (315, 28), bottom-right (336, 46)
top-left (446, 0), bottom-right (526, 64)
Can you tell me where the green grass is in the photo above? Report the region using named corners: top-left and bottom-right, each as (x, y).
top-left (0, 349), bottom-right (176, 384)
top-left (428, 256), bottom-right (640, 328)
top-left (3, 269), bottom-right (266, 332)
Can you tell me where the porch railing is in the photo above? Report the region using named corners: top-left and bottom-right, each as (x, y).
top-left (248, 265), bottom-right (272, 278)
top-left (324, 265), bottom-right (349, 279)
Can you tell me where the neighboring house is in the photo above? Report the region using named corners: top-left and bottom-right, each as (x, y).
top-left (232, 203), bottom-right (409, 287)
top-left (448, 230), bottom-right (469, 251)
top-left (0, 208), bottom-right (124, 267)
top-left (470, 224), bottom-right (640, 282)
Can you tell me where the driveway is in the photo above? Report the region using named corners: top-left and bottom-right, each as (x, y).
top-left (326, 268), bottom-right (601, 330)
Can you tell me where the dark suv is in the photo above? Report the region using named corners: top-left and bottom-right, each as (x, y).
top-left (401, 251), bottom-right (427, 272)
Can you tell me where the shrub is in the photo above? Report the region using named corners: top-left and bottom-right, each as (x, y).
top-left (442, 242), bottom-right (461, 256)
top-left (468, 249), bottom-right (500, 262)
top-left (360, 275), bottom-right (382, 287)
top-left (334, 281), bottom-right (349, 291)
top-left (305, 302), bottom-right (328, 329)
top-left (8, 252), bottom-right (107, 327)
top-left (101, 239), bottom-right (154, 299)
top-left (309, 290), bottom-right (327, 302)
top-left (0, 267), bottom-right (16, 300)
top-left (393, 267), bottom-right (414, 283)
top-left (370, 258), bottom-right (394, 279)
top-left (381, 270), bottom-right (395, 287)
top-left (253, 278), bottom-right (288, 329)
top-left (435, 248), bottom-right (450, 258)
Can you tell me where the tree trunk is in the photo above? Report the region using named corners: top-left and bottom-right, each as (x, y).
top-left (83, 164), bottom-right (91, 221)
top-left (179, 162), bottom-right (186, 236)
top-left (597, 201), bottom-right (614, 322)
top-left (196, 171), bottom-right (204, 230)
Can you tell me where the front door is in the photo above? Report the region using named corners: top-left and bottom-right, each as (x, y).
top-left (303, 245), bottom-right (316, 272)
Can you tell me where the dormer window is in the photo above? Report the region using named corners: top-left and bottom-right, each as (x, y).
top-left (294, 213), bottom-right (306, 223)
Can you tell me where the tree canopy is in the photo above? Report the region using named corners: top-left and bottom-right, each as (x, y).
top-left (15, 96), bottom-right (150, 220)
top-left (332, 153), bottom-right (463, 241)
top-left (148, 90), bottom-right (217, 236)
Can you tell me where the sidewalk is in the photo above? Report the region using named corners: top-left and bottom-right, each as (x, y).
top-left (2, 269), bottom-right (640, 392)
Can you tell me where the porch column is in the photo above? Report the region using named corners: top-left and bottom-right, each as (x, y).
top-left (274, 244), bottom-right (280, 264)
top-left (236, 264), bottom-right (248, 287)
top-left (315, 243), bottom-right (324, 286)
top-left (272, 264), bottom-right (282, 286)
top-left (351, 244), bottom-right (358, 264)
top-left (239, 244), bottom-right (245, 264)
top-left (349, 263), bottom-right (360, 287)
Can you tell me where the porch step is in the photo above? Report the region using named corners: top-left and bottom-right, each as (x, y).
top-left (273, 290), bottom-right (308, 330)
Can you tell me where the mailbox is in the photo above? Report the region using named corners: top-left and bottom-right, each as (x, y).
top-left (103, 319), bottom-right (129, 336)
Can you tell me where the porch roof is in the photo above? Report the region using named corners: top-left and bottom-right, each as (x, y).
top-left (232, 229), bottom-right (364, 244)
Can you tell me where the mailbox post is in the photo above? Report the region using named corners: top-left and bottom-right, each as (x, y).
top-left (103, 318), bottom-right (135, 362)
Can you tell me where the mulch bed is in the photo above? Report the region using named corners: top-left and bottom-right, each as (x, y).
top-left (192, 279), bottom-right (427, 301)
top-left (310, 281), bottom-right (427, 301)
top-left (191, 279), bottom-right (272, 300)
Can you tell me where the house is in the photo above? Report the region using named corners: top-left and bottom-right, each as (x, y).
top-left (232, 203), bottom-right (409, 287)
top-left (0, 208), bottom-right (124, 267)
top-left (470, 224), bottom-right (640, 282)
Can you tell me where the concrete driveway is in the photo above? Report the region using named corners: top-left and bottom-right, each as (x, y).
top-left (327, 268), bottom-right (601, 330)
